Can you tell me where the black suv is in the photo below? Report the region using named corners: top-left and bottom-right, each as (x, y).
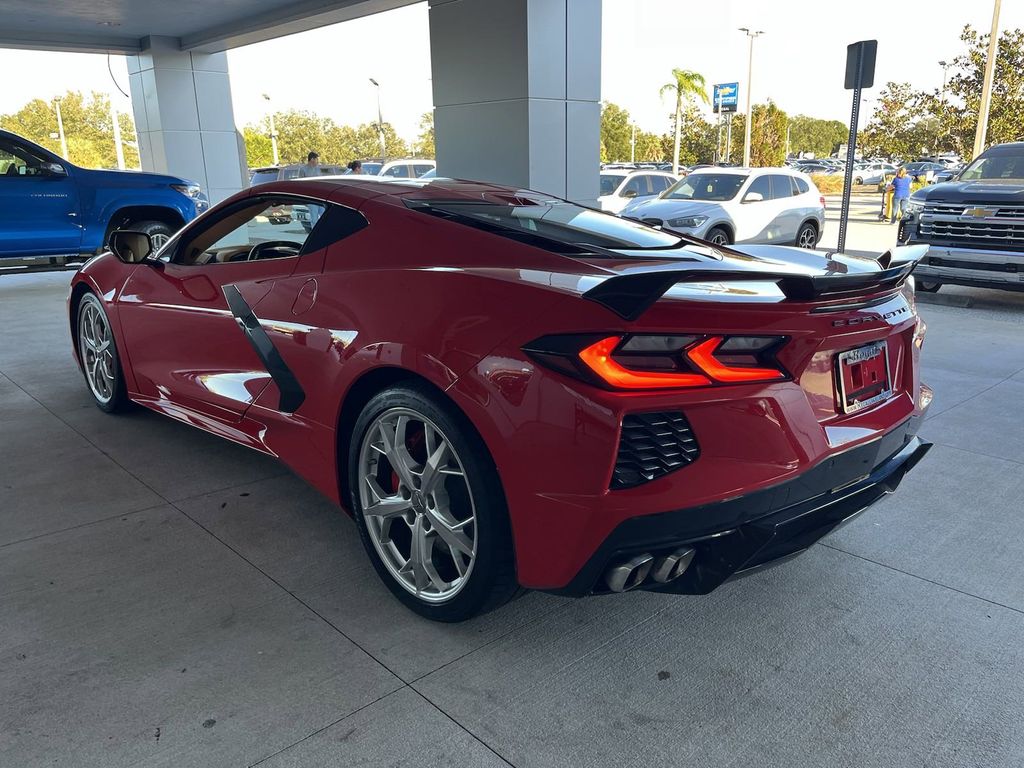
top-left (899, 142), bottom-right (1024, 293)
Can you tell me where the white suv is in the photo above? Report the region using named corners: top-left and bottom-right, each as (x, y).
top-left (620, 167), bottom-right (825, 248)
top-left (598, 170), bottom-right (677, 213)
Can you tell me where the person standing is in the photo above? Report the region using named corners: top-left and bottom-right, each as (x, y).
top-left (298, 151), bottom-right (320, 178)
top-left (889, 167), bottom-right (912, 224)
top-left (347, 160), bottom-right (363, 174)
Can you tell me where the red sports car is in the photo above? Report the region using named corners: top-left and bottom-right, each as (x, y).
top-left (69, 177), bottom-right (932, 621)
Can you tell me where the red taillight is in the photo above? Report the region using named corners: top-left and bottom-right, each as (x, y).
top-left (578, 336), bottom-right (711, 389)
top-left (686, 337), bottom-right (786, 382)
top-left (568, 334), bottom-right (787, 390)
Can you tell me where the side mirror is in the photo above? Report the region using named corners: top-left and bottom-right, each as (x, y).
top-left (743, 191), bottom-right (764, 203)
top-left (621, 188), bottom-right (639, 198)
top-left (109, 230), bottom-right (153, 264)
top-left (40, 162), bottom-right (67, 177)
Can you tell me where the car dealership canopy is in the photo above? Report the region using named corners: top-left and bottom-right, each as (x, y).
top-left (1, 0), bottom-right (600, 203)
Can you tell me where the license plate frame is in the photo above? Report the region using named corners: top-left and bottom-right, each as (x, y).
top-left (836, 340), bottom-right (892, 414)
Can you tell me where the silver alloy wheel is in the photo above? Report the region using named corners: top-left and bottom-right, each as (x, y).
top-left (358, 407), bottom-right (477, 603)
top-left (707, 230), bottom-right (729, 246)
top-left (78, 300), bottom-right (116, 404)
top-left (797, 226), bottom-right (817, 248)
top-left (150, 232), bottom-right (170, 251)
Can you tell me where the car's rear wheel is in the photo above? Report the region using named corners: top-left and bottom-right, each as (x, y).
top-left (77, 293), bottom-right (128, 413)
top-left (795, 222), bottom-right (818, 249)
top-left (705, 226), bottom-right (731, 246)
top-left (917, 281), bottom-right (941, 293)
top-left (349, 385), bottom-right (518, 621)
top-left (854, 176), bottom-right (864, 185)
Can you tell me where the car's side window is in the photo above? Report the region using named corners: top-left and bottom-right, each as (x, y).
top-left (0, 140), bottom-right (47, 178)
top-left (171, 198), bottom-right (327, 266)
top-left (793, 177), bottom-right (810, 195)
top-left (621, 176), bottom-right (646, 197)
top-left (413, 164), bottom-right (433, 177)
top-left (648, 175), bottom-right (671, 194)
top-left (745, 175), bottom-right (772, 201)
top-left (768, 175), bottom-right (793, 200)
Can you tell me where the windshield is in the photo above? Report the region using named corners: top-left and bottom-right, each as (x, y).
top-left (664, 173), bottom-right (747, 201)
top-left (599, 173), bottom-right (627, 195)
top-left (959, 145), bottom-right (1024, 181)
top-left (250, 169), bottom-right (279, 186)
top-left (408, 200), bottom-right (683, 251)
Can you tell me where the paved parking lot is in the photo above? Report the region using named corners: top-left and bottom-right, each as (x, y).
top-left (3, 233), bottom-right (1024, 765)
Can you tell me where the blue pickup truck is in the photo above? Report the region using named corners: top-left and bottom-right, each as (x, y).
top-left (0, 129), bottom-right (208, 263)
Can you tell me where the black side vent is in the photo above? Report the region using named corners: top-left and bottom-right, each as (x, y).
top-left (612, 412), bottom-right (700, 490)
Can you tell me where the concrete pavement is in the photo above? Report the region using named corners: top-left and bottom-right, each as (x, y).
top-left (2, 253), bottom-right (1023, 766)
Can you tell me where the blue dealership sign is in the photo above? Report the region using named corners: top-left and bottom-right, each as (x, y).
top-left (713, 82), bottom-right (739, 113)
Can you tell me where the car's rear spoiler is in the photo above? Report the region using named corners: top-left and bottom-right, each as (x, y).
top-left (583, 246), bottom-right (926, 321)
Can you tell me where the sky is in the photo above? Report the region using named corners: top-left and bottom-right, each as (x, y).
top-left (1, 0), bottom-right (1021, 144)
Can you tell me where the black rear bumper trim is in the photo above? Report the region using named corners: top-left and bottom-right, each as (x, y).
top-left (549, 417), bottom-right (929, 597)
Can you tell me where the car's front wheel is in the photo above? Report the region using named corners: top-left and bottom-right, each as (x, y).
top-left (77, 293), bottom-right (129, 413)
top-left (349, 384), bottom-right (518, 622)
top-left (917, 281), bottom-right (941, 293)
top-left (704, 226), bottom-right (731, 246)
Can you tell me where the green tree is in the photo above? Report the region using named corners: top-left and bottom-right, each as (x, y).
top-left (659, 69), bottom-right (708, 174)
top-left (243, 126), bottom-right (274, 168)
top-left (788, 115), bottom-right (847, 158)
top-left (414, 112), bottom-right (435, 158)
top-left (0, 90), bottom-right (140, 169)
top-left (860, 82), bottom-right (933, 160)
top-left (725, 102), bottom-right (789, 166)
top-left (669, 104), bottom-right (717, 165)
top-left (600, 102), bottom-right (633, 162)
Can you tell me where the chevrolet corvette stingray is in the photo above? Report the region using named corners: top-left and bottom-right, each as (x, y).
top-left (69, 177), bottom-right (932, 621)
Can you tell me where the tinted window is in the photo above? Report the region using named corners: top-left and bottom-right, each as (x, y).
top-left (793, 176), bottom-right (810, 194)
top-left (664, 173), bottom-right (747, 201)
top-left (408, 200), bottom-right (684, 251)
top-left (281, 167), bottom-right (300, 180)
top-left (413, 164), bottom-right (434, 177)
top-left (621, 176), bottom-right (646, 197)
top-left (600, 173), bottom-right (627, 195)
top-left (382, 164), bottom-right (408, 178)
top-left (250, 169), bottom-right (280, 186)
top-left (745, 175), bottom-right (772, 201)
top-left (769, 175), bottom-right (794, 200)
top-left (647, 175), bottom-right (672, 194)
top-left (0, 140), bottom-right (53, 177)
top-left (361, 162), bottom-right (382, 175)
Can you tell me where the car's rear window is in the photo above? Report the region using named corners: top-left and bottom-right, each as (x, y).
top-left (406, 200), bottom-right (684, 252)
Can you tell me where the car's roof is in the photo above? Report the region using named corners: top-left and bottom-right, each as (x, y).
top-left (600, 169), bottom-right (675, 177)
top-left (252, 176), bottom-right (560, 207)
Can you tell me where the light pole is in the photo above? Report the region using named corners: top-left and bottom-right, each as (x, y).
top-left (630, 123), bottom-right (636, 163)
top-left (262, 94), bottom-right (279, 166)
top-left (370, 78), bottom-right (386, 158)
top-left (972, 0), bottom-right (1001, 159)
top-left (53, 97), bottom-right (68, 160)
top-left (938, 60), bottom-right (952, 103)
top-left (739, 28), bottom-right (764, 168)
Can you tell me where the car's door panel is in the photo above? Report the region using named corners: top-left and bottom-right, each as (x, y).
top-left (0, 139), bottom-right (81, 258)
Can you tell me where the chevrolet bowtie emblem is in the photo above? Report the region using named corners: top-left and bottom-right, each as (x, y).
top-left (964, 207), bottom-right (996, 217)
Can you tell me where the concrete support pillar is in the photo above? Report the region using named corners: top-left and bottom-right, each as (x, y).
top-left (127, 36), bottom-right (246, 204)
top-left (428, 0), bottom-right (601, 203)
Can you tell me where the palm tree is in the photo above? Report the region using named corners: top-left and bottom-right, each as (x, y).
top-left (660, 69), bottom-right (709, 175)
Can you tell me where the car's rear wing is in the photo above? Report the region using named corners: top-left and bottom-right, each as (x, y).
top-left (583, 246), bottom-right (926, 321)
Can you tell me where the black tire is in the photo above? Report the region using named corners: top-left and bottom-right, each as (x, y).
top-left (795, 221), bottom-right (819, 249)
top-left (116, 219), bottom-right (174, 254)
top-left (76, 293), bottom-right (129, 413)
top-left (348, 384), bottom-right (518, 622)
top-left (917, 281), bottom-right (941, 293)
top-left (854, 176), bottom-right (864, 186)
top-left (704, 226), bottom-right (731, 246)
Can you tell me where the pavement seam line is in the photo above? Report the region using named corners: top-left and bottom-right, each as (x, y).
top-left (170, 501), bottom-right (413, 684)
top-left (0, 502), bottom-right (166, 550)
top-left (244, 685), bottom-right (410, 768)
top-left (407, 687), bottom-right (518, 768)
top-left (820, 542), bottom-right (1024, 617)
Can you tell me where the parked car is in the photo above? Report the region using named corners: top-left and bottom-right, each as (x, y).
top-left (795, 162), bottom-right (837, 176)
top-left (598, 170), bottom-right (677, 213)
top-left (931, 166), bottom-right (963, 184)
top-left (0, 129), bottom-right (208, 262)
top-left (250, 163), bottom-right (347, 185)
top-left (68, 175), bottom-right (931, 621)
top-left (853, 162), bottom-right (898, 185)
top-left (621, 167), bottom-right (825, 248)
top-left (351, 159), bottom-right (436, 178)
top-left (901, 162), bottom-right (946, 184)
top-left (900, 141), bottom-right (1024, 293)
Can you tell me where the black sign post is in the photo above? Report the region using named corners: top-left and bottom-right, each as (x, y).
top-left (837, 40), bottom-right (877, 253)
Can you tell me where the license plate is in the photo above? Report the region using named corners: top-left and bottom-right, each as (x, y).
top-left (836, 341), bottom-right (892, 414)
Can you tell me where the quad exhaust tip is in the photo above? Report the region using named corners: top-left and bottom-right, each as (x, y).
top-left (604, 547), bottom-right (696, 593)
